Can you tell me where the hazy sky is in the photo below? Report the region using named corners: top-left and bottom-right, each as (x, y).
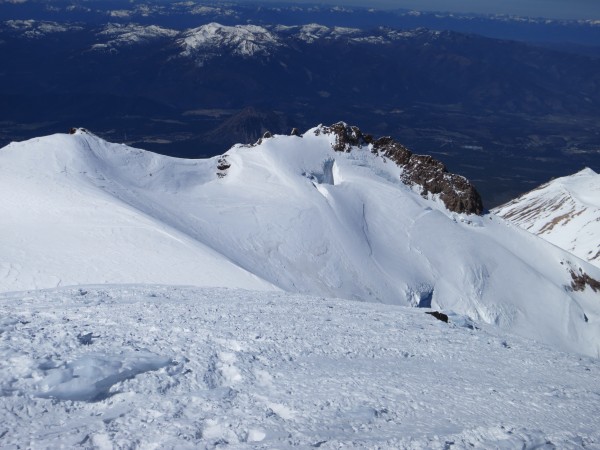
top-left (255, 0), bottom-right (600, 20)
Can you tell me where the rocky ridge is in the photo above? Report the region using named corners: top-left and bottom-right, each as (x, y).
top-left (314, 122), bottom-right (484, 215)
top-left (493, 168), bottom-right (600, 267)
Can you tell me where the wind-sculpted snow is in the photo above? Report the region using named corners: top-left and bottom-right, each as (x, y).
top-left (0, 286), bottom-right (599, 448)
top-left (494, 168), bottom-right (600, 268)
top-left (1, 128), bottom-right (600, 357)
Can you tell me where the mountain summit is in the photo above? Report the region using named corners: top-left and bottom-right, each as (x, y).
top-left (1, 125), bottom-right (599, 356)
top-left (494, 168), bottom-right (600, 268)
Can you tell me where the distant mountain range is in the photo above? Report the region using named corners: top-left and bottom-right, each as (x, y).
top-left (1, 9), bottom-right (599, 205)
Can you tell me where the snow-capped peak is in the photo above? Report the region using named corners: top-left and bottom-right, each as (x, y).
top-left (178, 22), bottom-right (282, 63)
top-left (493, 167), bottom-right (600, 268)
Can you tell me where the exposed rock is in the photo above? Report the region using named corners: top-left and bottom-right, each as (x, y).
top-left (400, 154), bottom-right (484, 216)
top-left (372, 136), bottom-right (411, 165)
top-left (216, 156), bottom-right (230, 178)
top-left (570, 269), bottom-right (600, 293)
top-left (317, 122), bottom-right (484, 215)
top-left (254, 130), bottom-right (274, 146)
top-left (315, 122), bottom-right (370, 152)
top-left (290, 127), bottom-right (301, 137)
top-left (425, 311), bottom-right (449, 323)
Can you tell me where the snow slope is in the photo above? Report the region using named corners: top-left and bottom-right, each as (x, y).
top-left (493, 168), bottom-right (600, 268)
top-left (1, 128), bottom-right (600, 357)
top-left (0, 285), bottom-right (598, 448)
top-left (0, 133), bottom-right (274, 292)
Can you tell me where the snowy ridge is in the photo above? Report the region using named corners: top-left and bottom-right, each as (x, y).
top-left (189, 5), bottom-right (236, 17)
top-left (178, 23), bottom-right (281, 63)
top-left (493, 168), bottom-right (600, 268)
top-left (0, 130), bottom-right (274, 292)
top-left (275, 23), bottom-right (362, 43)
top-left (0, 285), bottom-right (598, 448)
top-left (2, 19), bottom-right (82, 37)
top-left (275, 23), bottom-right (436, 45)
top-left (1, 128), bottom-right (600, 357)
top-left (92, 23), bottom-right (177, 51)
top-left (84, 22), bottom-right (442, 60)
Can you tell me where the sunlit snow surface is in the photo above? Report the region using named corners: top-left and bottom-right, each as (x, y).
top-left (494, 168), bottom-right (600, 268)
top-left (0, 286), bottom-right (598, 449)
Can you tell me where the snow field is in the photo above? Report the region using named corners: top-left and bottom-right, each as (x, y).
top-left (0, 286), bottom-right (598, 449)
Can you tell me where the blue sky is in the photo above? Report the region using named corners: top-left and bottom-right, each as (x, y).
top-left (254, 0), bottom-right (600, 20)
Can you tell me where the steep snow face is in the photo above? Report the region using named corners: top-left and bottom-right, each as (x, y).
top-left (494, 168), bottom-right (600, 268)
top-left (0, 131), bottom-right (275, 292)
top-left (178, 23), bottom-right (281, 63)
top-left (1, 286), bottom-right (599, 448)
top-left (92, 23), bottom-right (178, 51)
top-left (1, 129), bottom-right (600, 357)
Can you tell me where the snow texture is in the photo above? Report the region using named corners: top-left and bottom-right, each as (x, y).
top-left (0, 285), bottom-right (598, 448)
top-left (494, 168), bottom-right (600, 268)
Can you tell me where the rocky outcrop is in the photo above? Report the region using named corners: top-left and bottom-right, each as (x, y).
top-left (570, 269), bottom-right (600, 293)
top-left (216, 156), bottom-right (230, 178)
top-left (314, 122), bottom-right (373, 152)
top-left (316, 122), bottom-right (484, 215)
top-left (426, 311), bottom-right (449, 323)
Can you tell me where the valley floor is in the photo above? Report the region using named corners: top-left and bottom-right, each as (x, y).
top-left (1, 286), bottom-right (599, 449)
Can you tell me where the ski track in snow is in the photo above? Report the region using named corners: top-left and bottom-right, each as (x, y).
top-left (0, 286), bottom-right (599, 449)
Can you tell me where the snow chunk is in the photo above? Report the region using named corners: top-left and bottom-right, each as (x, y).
top-left (38, 352), bottom-right (172, 401)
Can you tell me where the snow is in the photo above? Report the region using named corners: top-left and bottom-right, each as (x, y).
top-left (178, 23), bottom-right (282, 63)
top-left (1, 129), bottom-right (600, 359)
top-left (493, 168), bottom-right (600, 268)
top-left (189, 6), bottom-right (236, 16)
top-left (3, 19), bottom-right (82, 38)
top-left (92, 23), bottom-right (177, 51)
top-left (274, 24), bottom-right (428, 45)
top-left (0, 285), bottom-right (598, 448)
top-left (0, 131), bottom-right (275, 292)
